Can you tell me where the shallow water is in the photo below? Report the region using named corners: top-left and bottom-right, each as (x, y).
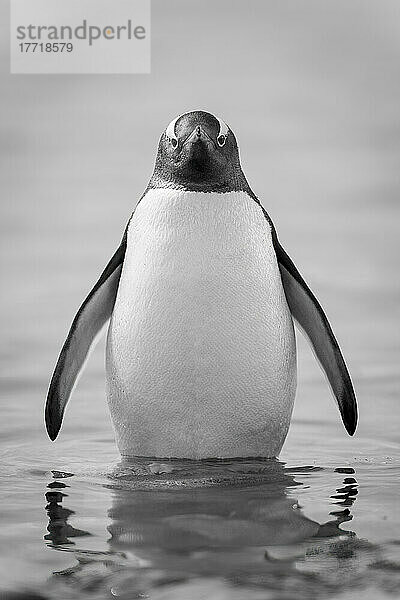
top-left (1, 431), bottom-right (400, 599)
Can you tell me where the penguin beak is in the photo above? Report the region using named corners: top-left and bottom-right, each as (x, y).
top-left (183, 125), bottom-right (215, 149)
top-left (182, 126), bottom-right (216, 169)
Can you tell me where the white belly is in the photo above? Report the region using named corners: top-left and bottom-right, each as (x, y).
top-left (106, 189), bottom-right (296, 458)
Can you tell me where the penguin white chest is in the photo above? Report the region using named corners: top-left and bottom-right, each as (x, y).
top-left (106, 189), bottom-right (296, 458)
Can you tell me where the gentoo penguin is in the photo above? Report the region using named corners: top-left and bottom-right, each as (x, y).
top-left (45, 110), bottom-right (357, 458)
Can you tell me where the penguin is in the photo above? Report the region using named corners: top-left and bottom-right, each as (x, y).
top-left (45, 110), bottom-right (357, 458)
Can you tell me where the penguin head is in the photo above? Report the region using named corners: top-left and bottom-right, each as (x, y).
top-left (149, 111), bottom-right (250, 193)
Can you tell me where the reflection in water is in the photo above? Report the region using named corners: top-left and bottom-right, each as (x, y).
top-left (108, 459), bottom-right (354, 552)
top-left (42, 459), bottom-right (369, 598)
top-left (44, 489), bottom-right (91, 546)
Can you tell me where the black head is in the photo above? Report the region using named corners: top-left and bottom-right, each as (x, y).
top-left (148, 111), bottom-right (252, 193)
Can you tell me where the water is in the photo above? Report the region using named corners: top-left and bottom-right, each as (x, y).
top-left (1, 432), bottom-right (400, 599)
top-left (1, 1), bottom-right (400, 597)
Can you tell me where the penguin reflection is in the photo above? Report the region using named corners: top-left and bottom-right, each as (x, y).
top-left (43, 460), bottom-right (358, 590)
top-left (44, 486), bottom-right (91, 547)
top-left (108, 460), bottom-right (356, 554)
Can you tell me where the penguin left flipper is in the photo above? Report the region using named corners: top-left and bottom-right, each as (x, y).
top-left (45, 231), bottom-right (127, 441)
top-left (273, 235), bottom-right (358, 436)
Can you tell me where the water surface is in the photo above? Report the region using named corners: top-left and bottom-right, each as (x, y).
top-left (1, 370), bottom-right (399, 600)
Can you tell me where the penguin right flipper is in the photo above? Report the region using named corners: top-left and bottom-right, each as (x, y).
top-left (45, 231), bottom-right (127, 441)
top-left (274, 237), bottom-right (358, 436)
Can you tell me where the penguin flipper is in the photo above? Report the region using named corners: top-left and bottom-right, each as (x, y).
top-left (274, 238), bottom-right (357, 435)
top-left (45, 232), bottom-right (127, 441)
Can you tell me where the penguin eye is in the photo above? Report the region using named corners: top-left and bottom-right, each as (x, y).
top-left (168, 137), bottom-right (178, 149)
top-left (217, 134), bottom-right (226, 147)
